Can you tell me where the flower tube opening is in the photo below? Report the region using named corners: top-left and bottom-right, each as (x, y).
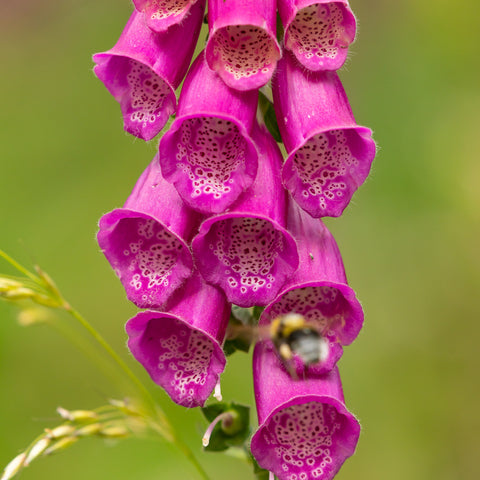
top-left (281, 1), bottom-right (356, 71)
top-left (93, 54), bottom-right (176, 141)
top-left (133, 0), bottom-right (202, 32)
top-left (98, 210), bottom-right (194, 308)
top-left (193, 214), bottom-right (299, 307)
top-left (206, 0), bottom-right (281, 91)
top-left (283, 126), bottom-right (375, 218)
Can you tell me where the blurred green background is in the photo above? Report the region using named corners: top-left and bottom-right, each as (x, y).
top-left (1, 0), bottom-right (479, 479)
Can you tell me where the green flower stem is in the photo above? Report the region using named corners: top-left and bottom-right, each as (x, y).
top-left (0, 250), bottom-right (38, 283)
top-left (170, 434), bottom-right (211, 480)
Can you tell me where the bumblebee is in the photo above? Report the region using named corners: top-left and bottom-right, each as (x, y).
top-left (269, 313), bottom-right (330, 368)
top-left (226, 312), bottom-right (332, 378)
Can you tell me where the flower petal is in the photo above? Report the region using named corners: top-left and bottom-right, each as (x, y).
top-left (206, 0), bottom-right (281, 90)
top-left (97, 156), bottom-right (201, 308)
top-left (159, 52), bottom-right (259, 213)
top-left (93, 5), bottom-right (203, 140)
top-left (126, 272), bottom-right (230, 407)
top-left (279, 0), bottom-right (356, 71)
top-left (251, 343), bottom-right (360, 480)
top-left (273, 51), bottom-right (376, 217)
top-left (192, 125), bottom-right (299, 307)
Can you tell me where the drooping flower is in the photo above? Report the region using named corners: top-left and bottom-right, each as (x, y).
top-left (273, 50), bottom-right (376, 218)
top-left (205, 0), bottom-right (281, 91)
top-left (125, 272), bottom-right (231, 408)
top-left (93, 3), bottom-right (204, 140)
top-left (159, 51), bottom-right (259, 214)
top-left (259, 200), bottom-right (363, 375)
top-left (97, 156), bottom-right (202, 309)
top-left (191, 124), bottom-right (299, 307)
top-left (132, 0), bottom-right (203, 33)
top-left (251, 341), bottom-right (360, 480)
top-left (278, 0), bottom-right (356, 71)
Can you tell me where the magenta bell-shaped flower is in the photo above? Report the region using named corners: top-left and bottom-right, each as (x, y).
top-left (126, 272), bottom-right (231, 408)
top-left (159, 51), bottom-right (259, 214)
top-left (278, 0), bottom-right (356, 71)
top-left (259, 201), bottom-right (364, 375)
top-left (132, 0), bottom-right (204, 33)
top-left (273, 50), bottom-right (376, 218)
top-left (191, 124), bottom-right (299, 307)
top-left (251, 342), bottom-right (360, 480)
top-left (93, 3), bottom-right (204, 140)
top-left (205, 0), bottom-right (281, 91)
top-left (97, 156), bottom-right (202, 309)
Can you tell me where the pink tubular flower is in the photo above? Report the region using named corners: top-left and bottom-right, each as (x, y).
top-left (97, 156), bottom-right (202, 309)
top-left (278, 0), bottom-right (356, 71)
top-left (251, 342), bottom-right (360, 480)
top-left (125, 272), bottom-right (231, 408)
top-left (259, 201), bottom-right (363, 375)
top-left (159, 51), bottom-right (259, 214)
top-left (273, 50), bottom-right (376, 218)
top-left (205, 0), bottom-right (281, 91)
top-left (132, 0), bottom-right (203, 32)
top-left (92, 3), bottom-right (204, 141)
top-left (191, 124), bottom-right (299, 307)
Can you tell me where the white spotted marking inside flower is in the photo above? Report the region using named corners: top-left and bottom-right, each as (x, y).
top-left (293, 130), bottom-right (357, 211)
top-left (211, 25), bottom-right (278, 80)
top-left (127, 60), bottom-right (171, 126)
top-left (175, 117), bottom-right (247, 199)
top-left (209, 218), bottom-right (285, 294)
top-left (287, 4), bottom-right (345, 62)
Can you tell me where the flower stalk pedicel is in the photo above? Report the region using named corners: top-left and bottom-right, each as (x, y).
top-left (192, 124), bottom-right (299, 307)
top-left (279, 0), bottom-right (356, 71)
top-left (259, 201), bottom-right (363, 375)
top-left (273, 50), bottom-right (376, 218)
top-left (205, 0), bottom-right (281, 91)
top-left (93, 3), bottom-right (204, 140)
top-left (97, 156), bottom-right (202, 309)
top-left (159, 51), bottom-right (259, 214)
top-left (251, 342), bottom-right (360, 480)
top-left (126, 272), bottom-right (231, 408)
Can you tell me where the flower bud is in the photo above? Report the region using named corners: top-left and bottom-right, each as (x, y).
top-left (1, 453), bottom-right (26, 480)
top-left (24, 438), bottom-right (51, 466)
top-left (44, 436), bottom-right (79, 456)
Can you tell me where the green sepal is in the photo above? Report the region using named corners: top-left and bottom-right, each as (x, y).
top-left (249, 450), bottom-right (271, 480)
top-left (201, 402), bottom-right (250, 452)
top-left (258, 92), bottom-right (282, 143)
top-left (223, 305), bottom-right (264, 355)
